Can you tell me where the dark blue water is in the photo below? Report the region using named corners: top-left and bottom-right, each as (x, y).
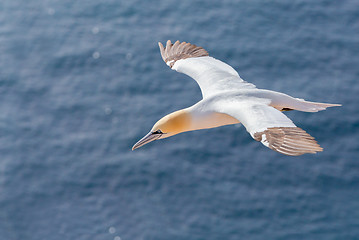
top-left (1, 0), bottom-right (358, 239)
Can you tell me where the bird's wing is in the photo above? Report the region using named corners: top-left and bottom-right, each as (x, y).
top-left (158, 40), bottom-right (256, 99)
top-left (213, 100), bottom-right (323, 156)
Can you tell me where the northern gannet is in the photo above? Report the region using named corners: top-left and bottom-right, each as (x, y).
top-left (132, 40), bottom-right (341, 156)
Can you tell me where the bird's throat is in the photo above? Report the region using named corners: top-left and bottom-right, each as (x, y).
top-left (190, 112), bottom-right (240, 131)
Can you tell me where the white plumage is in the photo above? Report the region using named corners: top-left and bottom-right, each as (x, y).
top-left (173, 56), bottom-right (256, 98)
top-left (132, 40), bottom-right (341, 156)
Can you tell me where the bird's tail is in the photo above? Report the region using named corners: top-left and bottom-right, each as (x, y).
top-left (289, 99), bottom-right (341, 112)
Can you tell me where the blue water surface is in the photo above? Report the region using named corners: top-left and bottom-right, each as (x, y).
top-left (1, 0), bottom-right (359, 239)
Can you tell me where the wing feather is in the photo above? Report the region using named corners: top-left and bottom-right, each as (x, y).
top-left (212, 100), bottom-right (322, 156)
top-left (158, 40), bottom-right (256, 98)
top-left (253, 127), bottom-right (323, 156)
top-left (158, 40), bottom-right (209, 68)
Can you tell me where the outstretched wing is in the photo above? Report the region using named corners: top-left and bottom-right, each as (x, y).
top-left (213, 100), bottom-right (323, 156)
top-left (158, 40), bottom-right (256, 99)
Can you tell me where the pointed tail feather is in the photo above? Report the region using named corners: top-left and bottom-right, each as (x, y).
top-left (298, 100), bottom-right (342, 112)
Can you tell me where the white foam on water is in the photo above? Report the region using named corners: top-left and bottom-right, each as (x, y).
top-left (92, 52), bottom-right (100, 59)
top-left (92, 26), bottom-right (99, 34)
top-left (108, 227), bottom-right (116, 234)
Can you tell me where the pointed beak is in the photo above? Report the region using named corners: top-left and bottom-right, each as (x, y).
top-left (132, 131), bottom-right (162, 150)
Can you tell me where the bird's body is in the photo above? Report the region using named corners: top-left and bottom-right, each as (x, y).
top-left (132, 40), bottom-right (341, 156)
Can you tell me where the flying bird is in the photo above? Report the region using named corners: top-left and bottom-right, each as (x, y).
top-left (132, 40), bottom-right (341, 156)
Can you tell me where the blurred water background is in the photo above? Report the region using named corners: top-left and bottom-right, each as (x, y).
top-left (1, 0), bottom-right (359, 239)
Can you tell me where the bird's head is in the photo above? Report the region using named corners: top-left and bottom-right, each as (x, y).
top-left (132, 109), bottom-right (191, 150)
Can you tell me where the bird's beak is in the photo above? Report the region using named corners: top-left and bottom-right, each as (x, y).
top-left (132, 131), bottom-right (162, 150)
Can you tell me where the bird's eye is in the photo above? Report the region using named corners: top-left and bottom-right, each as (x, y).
top-left (153, 130), bottom-right (163, 134)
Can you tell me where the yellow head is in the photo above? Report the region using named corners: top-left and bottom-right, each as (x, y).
top-left (132, 109), bottom-right (191, 150)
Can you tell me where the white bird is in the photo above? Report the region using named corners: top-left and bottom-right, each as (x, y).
top-left (132, 40), bottom-right (341, 156)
